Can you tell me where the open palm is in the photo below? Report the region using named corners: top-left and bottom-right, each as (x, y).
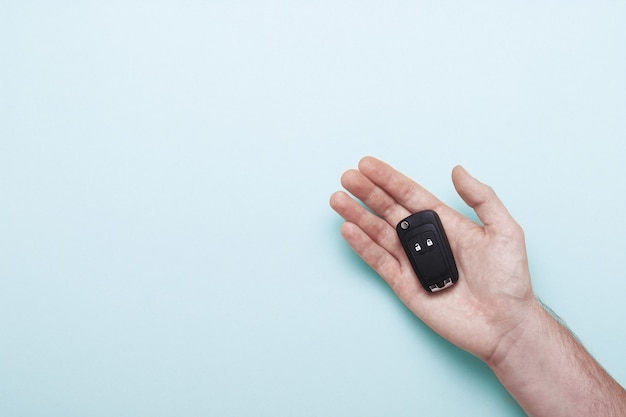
top-left (330, 157), bottom-right (535, 362)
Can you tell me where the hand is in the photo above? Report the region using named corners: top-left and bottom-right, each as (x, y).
top-left (330, 156), bottom-right (537, 362)
top-left (331, 156), bottom-right (626, 416)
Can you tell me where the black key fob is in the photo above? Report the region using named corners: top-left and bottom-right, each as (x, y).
top-left (396, 210), bottom-right (458, 293)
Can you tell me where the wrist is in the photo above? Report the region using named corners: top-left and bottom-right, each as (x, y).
top-left (483, 297), bottom-right (626, 417)
top-left (485, 297), bottom-right (548, 371)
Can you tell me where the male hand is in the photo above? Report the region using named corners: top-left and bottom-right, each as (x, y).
top-left (330, 156), bottom-right (537, 362)
top-left (331, 157), bottom-right (626, 417)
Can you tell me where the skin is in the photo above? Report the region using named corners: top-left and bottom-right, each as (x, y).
top-left (330, 156), bottom-right (626, 417)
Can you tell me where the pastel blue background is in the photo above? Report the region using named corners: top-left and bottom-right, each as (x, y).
top-left (1, 2), bottom-right (625, 416)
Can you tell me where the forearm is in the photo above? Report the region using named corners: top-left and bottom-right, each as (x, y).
top-left (487, 300), bottom-right (626, 417)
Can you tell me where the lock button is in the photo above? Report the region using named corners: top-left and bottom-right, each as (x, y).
top-left (422, 231), bottom-right (437, 251)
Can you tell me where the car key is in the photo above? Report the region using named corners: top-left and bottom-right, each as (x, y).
top-left (396, 210), bottom-right (458, 293)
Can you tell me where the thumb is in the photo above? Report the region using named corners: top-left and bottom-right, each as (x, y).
top-left (451, 165), bottom-right (518, 232)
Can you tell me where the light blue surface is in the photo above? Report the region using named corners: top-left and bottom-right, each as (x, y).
top-left (1, 2), bottom-right (625, 416)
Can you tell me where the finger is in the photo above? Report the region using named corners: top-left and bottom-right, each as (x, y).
top-left (357, 156), bottom-right (445, 214)
top-left (340, 221), bottom-right (452, 321)
top-left (451, 165), bottom-right (519, 233)
top-left (339, 169), bottom-right (411, 226)
top-left (330, 191), bottom-right (405, 259)
top-left (331, 193), bottom-right (425, 302)
top-left (339, 222), bottom-right (402, 288)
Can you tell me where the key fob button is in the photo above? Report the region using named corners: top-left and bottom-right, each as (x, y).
top-left (409, 237), bottom-right (424, 254)
top-left (421, 231), bottom-right (436, 251)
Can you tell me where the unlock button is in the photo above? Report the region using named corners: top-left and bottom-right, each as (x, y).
top-left (409, 237), bottom-right (424, 255)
